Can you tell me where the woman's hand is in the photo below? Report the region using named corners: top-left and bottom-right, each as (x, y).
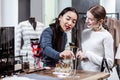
top-left (76, 50), bottom-right (86, 60)
top-left (59, 50), bottom-right (75, 59)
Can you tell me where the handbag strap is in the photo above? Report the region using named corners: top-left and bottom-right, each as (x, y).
top-left (101, 57), bottom-right (112, 73)
top-left (101, 42), bottom-right (112, 73)
top-left (104, 58), bottom-right (110, 73)
top-left (101, 57), bottom-right (105, 72)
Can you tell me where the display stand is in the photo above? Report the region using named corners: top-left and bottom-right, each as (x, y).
top-left (0, 27), bottom-right (14, 77)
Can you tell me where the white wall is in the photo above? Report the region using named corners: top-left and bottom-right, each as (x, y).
top-left (57, 0), bottom-right (72, 16)
top-left (31, 0), bottom-right (44, 23)
top-left (100, 0), bottom-right (116, 13)
top-left (1, 0), bottom-right (18, 27)
top-left (0, 0), bottom-right (1, 26)
top-left (30, 0), bottom-right (56, 27)
top-left (43, 0), bottom-right (72, 26)
top-left (44, 0), bottom-right (55, 27)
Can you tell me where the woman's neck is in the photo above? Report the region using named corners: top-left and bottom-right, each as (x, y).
top-left (92, 25), bottom-right (104, 31)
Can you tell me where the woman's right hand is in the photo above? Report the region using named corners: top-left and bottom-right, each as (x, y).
top-left (59, 50), bottom-right (75, 59)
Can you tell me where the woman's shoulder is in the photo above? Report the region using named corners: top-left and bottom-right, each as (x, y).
top-left (103, 30), bottom-right (113, 39)
top-left (103, 30), bottom-right (112, 36)
top-left (83, 28), bottom-right (91, 32)
top-left (43, 27), bottom-right (51, 31)
top-left (82, 28), bottom-right (91, 34)
top-left (42, 27), bottom-right (53, 34)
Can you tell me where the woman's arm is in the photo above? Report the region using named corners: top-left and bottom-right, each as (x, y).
top-left (40, 28), bottom-right (60, 59)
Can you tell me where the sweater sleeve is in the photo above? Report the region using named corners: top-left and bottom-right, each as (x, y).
top-left (85, 35), bottom-right (114, 68)
top-left (40, 28), bottom-right (60, 60)
top-left (15, 23), bottom-right (22, 56)
top-left (115, 43), bottom-right (120, 59)
top-left (103, 35), bottom-right (114, 68)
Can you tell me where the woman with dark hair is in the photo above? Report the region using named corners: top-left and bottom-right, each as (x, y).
top-left (76, 5), bottom-right (114, 72)
top-left (40, 7), bottom-right (79, 67)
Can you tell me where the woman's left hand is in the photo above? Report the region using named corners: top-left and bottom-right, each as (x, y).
top-left (76, 50), bottom-right (86, 60)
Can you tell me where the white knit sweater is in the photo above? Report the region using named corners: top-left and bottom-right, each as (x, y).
top-left (78, 28), bottom-right (114, 72)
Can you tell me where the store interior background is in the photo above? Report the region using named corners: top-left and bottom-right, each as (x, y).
top-left (0, 0), bottom-right (120, 77)
top-left (0, 0), bottom-right (120, 26)
top-left (0, 0), bottom-right (120, 53)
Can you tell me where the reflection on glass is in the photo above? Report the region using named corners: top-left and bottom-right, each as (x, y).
top-left (23, 62), bottom-right (29, 73)
top-left (22, 53), bottom-right (29, 73)
top-left (54, 47), bottom-right (81, 79)
top-left (55, 59), bottom-right (72, 73)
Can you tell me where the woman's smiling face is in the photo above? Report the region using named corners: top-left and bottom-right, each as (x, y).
top-left (59, 11), bottom-right (77, 32)
top-left (85, 11), bottom-right (100, 29)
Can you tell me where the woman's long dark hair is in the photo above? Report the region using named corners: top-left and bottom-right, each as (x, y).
top-left (49, 7), bottom-right (79, 51)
